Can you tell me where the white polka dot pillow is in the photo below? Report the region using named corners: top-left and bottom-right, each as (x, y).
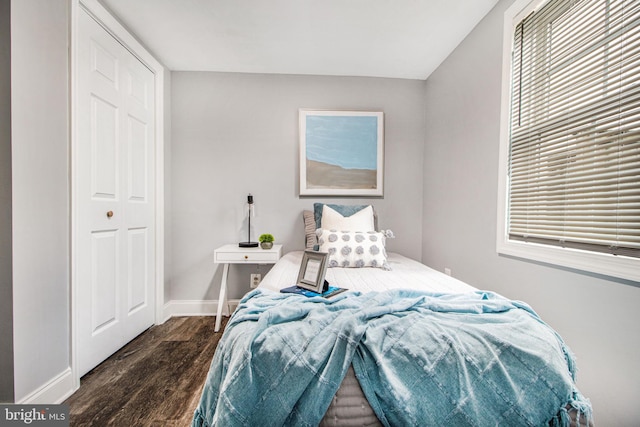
top-left (316, 229), bottom-right (390, 270)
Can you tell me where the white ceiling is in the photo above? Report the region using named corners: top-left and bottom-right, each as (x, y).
top-left (99, 0), bottom-right (500, 80)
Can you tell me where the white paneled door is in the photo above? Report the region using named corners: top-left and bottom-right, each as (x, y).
top-left (76, 9), bottom-right (156, 377)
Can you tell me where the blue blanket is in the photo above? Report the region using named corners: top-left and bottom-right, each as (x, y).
top-left (192, 289), bottom-right (592, 427)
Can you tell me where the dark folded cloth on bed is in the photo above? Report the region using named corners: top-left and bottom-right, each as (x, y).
top-left (192, 289), bottom-right (592, 427)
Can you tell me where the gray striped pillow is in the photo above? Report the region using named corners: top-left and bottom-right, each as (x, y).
top-left (303, 210), bottom-right (316, 250)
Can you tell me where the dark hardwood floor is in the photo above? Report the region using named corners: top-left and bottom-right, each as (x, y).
top-left (64, 316), bottom-right (227, 427)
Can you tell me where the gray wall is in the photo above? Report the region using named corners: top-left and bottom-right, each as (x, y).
top-left (0, 0), bottom-right (13, 403)
top-left (170, 72), bottom-right (426, 300)
top-left (422, 0), bottom-right (640, 424)
top-left (10, 0), bottom-right (70, 401)
top-left (164, 72), bottom-right (173, 304)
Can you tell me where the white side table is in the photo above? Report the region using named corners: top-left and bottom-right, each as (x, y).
top-left (213, 244), bottom-right (282, 332)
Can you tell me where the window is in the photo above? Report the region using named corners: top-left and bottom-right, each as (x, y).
top-left (497, 0), bottom-right (640, 281)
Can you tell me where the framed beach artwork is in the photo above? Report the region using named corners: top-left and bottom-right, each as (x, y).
top-left (299, 110), bottom-right (384, 196)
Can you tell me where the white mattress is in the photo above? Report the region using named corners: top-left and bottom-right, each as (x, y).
top-left (258, 250), bottom-right (477, 295)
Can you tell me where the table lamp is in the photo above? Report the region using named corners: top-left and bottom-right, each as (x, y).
top-left (239, 193), bottom-right (258, 247)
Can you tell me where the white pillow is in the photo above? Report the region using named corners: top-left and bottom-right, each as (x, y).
top-left (316, 229), bottom-right (390, 270)
top-left (321, 205), bottom-right (375, 231)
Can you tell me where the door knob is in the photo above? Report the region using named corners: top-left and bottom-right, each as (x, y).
top-left (106, 210), bottom-right (114, 218)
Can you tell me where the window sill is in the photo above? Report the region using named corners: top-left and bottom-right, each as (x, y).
top-left (497, 238), bottom-right (640, 283)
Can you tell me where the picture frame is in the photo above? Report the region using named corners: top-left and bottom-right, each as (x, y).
top-left (296, 250), bottom-right (329, 293)
top-left (299, 109), bottom-right (384, 197)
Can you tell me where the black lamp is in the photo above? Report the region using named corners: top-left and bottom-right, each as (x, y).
top-left (239, 193), bottom-right (258, 247)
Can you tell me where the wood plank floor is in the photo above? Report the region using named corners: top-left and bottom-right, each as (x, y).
top-left (64, 316), bottom-right (227, 427)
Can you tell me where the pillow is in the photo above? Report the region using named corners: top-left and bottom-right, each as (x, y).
top-left (313, 203), bottom-right (378, 230)
top-left (321, 204), bottom-right (375, 231)
top-left (303, 210), bottom-right (316, 250)
top-left (316, 229), bottom-right (390, 270)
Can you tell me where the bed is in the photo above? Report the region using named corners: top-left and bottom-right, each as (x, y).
top-left (192, 205), bottom-right (593, 427)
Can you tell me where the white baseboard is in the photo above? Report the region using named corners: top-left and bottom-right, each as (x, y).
top-left (162, 299), bottom-right (241, 322)
top-left (17, 367), bottom-right (76, 404)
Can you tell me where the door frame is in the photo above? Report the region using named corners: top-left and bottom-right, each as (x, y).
top-left (70, 0), bottom-right (166, 388)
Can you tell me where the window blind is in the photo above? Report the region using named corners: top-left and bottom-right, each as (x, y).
top-left (508, 0), bottom-right (640, 258)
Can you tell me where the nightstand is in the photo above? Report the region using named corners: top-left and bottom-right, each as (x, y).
top-left (213, 244), bottom-right (283, 332)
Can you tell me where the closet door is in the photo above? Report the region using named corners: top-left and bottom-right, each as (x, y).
top-left (75, 9), bottom-right (156, 376)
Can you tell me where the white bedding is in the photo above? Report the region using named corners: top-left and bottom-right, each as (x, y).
top-left (258, 250), bottom-right (477, 295)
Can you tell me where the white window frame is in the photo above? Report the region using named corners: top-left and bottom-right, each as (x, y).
top-left (496, 0), bottom-right (640, 283)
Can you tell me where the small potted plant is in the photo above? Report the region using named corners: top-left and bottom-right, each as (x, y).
top-left (259, 233), bottom-right (274, 249)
